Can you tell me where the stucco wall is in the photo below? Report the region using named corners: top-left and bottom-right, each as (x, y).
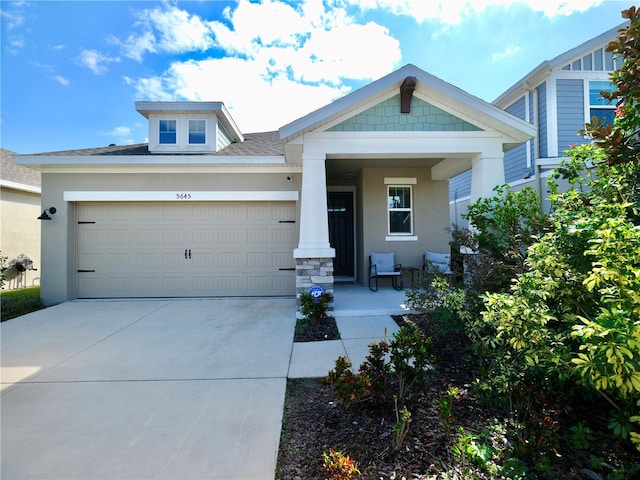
top-left (0, 187), bottom-right (41, 289)
top-left (39, 171), bottom-right (300, 305)
top-left (357, 167), bottom-right (450, 284)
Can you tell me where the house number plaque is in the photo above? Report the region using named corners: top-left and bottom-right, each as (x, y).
top-left (176, 193), bottom-right (192, 200)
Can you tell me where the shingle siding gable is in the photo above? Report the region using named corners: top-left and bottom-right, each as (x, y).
top-left (328, 95), bottom-right (482, 132)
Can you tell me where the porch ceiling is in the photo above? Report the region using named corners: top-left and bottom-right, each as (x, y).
top-left (325, 156), bottom-right (445, 182)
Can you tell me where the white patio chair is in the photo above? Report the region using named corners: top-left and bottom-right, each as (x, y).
top-left (369, 252), bottom-right (402, 291)
top-left (422, 251), bottom-right (452, 277)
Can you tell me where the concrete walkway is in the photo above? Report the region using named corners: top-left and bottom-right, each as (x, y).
top-left (1, 285), bottom-right (412, 479)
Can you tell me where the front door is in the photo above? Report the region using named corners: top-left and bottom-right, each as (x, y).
top-left (328, 192), bottom-right (354, 277)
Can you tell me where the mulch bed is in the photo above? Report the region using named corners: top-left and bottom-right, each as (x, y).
top-left (276, 314), bottom-right (638, 479)
top-left (294, 316), bottom-right (340, 342)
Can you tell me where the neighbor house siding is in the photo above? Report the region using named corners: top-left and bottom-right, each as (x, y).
top-left (449, 169), bottom-right (471, 202)
top-left (503, 97), bottom-right (528, 183)
top-left (537, 82), bottom-right (548, 158)
top-left (557, 79), bottom-right (587, 153)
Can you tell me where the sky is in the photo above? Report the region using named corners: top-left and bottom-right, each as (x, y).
top-left (0, 0), bottom-right (632, 154)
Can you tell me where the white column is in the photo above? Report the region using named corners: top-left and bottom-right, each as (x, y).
top-left (293, 154), bottom-right (335, 259)
top-left (469, 152), bottom-right (505, 202)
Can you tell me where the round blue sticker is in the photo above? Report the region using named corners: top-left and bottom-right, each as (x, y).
top-left (308, 285), bottom-right (324, 301)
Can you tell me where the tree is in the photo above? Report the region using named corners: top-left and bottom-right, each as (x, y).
top-left (478, 8), bottom-right (640, 452)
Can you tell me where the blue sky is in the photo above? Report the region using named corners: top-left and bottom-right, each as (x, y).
top-left (0, 0), bottom-right (631, 154)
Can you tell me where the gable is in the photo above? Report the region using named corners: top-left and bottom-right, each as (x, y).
top-left (327, 95), bottom-right (483, 133)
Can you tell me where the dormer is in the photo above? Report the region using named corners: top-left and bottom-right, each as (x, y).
top-left (135, 101), bottom-right (244, 154)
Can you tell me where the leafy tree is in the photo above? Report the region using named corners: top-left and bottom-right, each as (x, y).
top-left (479, 8), bottom-right (640, 452)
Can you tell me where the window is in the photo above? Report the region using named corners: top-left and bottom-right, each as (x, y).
top-left (387, 186), bottom-right (413, 235)
top-left (589, 81), bottom-right (615, 127)
top-left (189, 119), bottom-right (206, 144)
top-left (159, 120), bottom-right (176, 144)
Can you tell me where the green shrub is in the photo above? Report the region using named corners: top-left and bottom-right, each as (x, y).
top-left (406, 276), bottom-right (471, 335)
top-left (299, 290), bottom-right (332, 322)
top-left (1, 287), bottom-right (45, 321)
top-left (324, 327), bottom-right (435, 406)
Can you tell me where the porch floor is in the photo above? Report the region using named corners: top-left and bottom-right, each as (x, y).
top-left (332, 282), bottom-right (415, 316)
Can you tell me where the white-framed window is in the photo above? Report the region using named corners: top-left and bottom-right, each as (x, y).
top-left (387, 185), bottom-right (413, 235)
top-left (589, 81), bottom-right (615, 127)
top-left (189, 119), bottom-right (206, 144)
top-left (159, 120), bottom-right (177, 144)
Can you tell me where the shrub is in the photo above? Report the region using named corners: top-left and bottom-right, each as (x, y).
top-left (1, 287), bottom-right (44, 321)
top-left (299, 290), bottom-right (333, 322)
top-left (459, 184), bottom-right (548, 295)
top-left (324, 327), bottom-right (435, 406)
top-left (405, 276), bottom-right (471, 335)
top-left (322, 449), bottom-right (360, 480)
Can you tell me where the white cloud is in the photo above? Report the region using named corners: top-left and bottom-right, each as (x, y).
top-left (102, 126), bottom-right (135, 145)
top-left (0, 5), bottom-right (26, 30)
top-left (492, 45), bottom-right (520, 61)
top-left (78, 49), bottom-right (120, 75)
top-left (126, 0), bottom-right (401, 132)
top-left (111, 4), bottom-right (216, 61)
top-left (53, 75), bottom-right (69, 86)
top-left (129, 57), bottom-right (350, 133)
top-left (347, 0), bottom-right (605, 24)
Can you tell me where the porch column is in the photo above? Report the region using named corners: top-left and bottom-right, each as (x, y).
top-left (294, 154), bottom-right (335, 258)
top-left (469, 152), bottom-right (505, 202)
top-left (294, 154), bottom-right (335, 315)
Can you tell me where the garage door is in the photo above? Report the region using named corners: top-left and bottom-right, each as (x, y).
top-left (76, 202), bottom-right (297, 298)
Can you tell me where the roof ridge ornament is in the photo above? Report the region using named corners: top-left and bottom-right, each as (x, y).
top-left (400, 76), bottom-right (417, 113)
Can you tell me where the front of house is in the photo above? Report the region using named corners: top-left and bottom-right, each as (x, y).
top-left (17, 64), bottom-right (534, 305)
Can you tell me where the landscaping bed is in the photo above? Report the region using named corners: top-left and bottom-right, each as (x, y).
top-left (276, 314), bottom-right (639, 479)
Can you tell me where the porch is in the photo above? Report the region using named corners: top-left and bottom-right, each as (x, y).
top-left (332, 282), bottom-right (415, 316)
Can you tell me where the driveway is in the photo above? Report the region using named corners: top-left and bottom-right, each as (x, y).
top-left (1, 299), bottom-right (295, 480)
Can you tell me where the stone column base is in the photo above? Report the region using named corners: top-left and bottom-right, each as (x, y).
top-left (295, 258), bottom-right (334, 317)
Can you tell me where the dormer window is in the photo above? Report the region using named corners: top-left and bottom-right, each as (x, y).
top-left (189, 120), bottom-right (206, 144)
top-left (159, 120), bottom-right (177, 144)
top-left (136, 101), bottom-right (244, 154)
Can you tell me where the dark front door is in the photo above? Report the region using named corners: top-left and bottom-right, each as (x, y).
top-left (328, 192), bottom-right (354, 277)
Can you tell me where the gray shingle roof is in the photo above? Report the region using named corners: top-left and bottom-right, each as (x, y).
top-left (1, 148), bottom-right (41, 187)
top-left (24, 132), bottom-right (284, 157)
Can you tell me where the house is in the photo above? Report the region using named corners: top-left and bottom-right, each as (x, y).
top-left (449, 22), bottom-right (627, 226)
top-left (16, 64), bottom-right (535, 306)
top-left (0, 148), bottom-right (41, 289)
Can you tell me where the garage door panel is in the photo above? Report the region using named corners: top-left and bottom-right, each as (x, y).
top-left (76, 202), bottom-right (296, 298)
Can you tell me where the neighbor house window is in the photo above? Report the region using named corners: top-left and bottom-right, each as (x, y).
top-left (159, 120), bottom-right (177, 144)
top-left (387, 186), bottom-right (413, 235)
top-left (589, 81), bottom-right (615, 127)
top-left (189, 119), bottom-right (206, 144)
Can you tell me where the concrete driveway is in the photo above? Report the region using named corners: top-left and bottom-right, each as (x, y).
top-left (1, 298), bottom-right (295, 480)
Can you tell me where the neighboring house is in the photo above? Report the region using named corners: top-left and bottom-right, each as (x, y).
top-left (0, 148), bottom-right (42, 289)
top-left (16, 64), bottom-right (534, 306)
top-left (450, 22), bottom-right (626, 226)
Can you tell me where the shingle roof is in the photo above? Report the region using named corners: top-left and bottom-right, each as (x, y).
top-left (24, 131), bottom-right (284, 157)
top-left (1, 148), bottom-right (41, 187)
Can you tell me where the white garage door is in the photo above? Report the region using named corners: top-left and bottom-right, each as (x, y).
top-left (76, 202), bottom-right (297, 298)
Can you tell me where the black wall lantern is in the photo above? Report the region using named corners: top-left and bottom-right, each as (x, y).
top-left (38, 207), bottom-right (57, 220)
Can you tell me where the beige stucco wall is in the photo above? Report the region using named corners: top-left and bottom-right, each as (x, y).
top-left (357, 167), bottom-right (450, 284)
top-left (0, 187), bottom-right (41, 289)
top-left (39, 171), bottom-right (301, 305)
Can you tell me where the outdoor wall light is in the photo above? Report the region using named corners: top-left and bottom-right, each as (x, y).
top-left (38, 207), bottom-right (57, 220)
top-left (286, 176), bottom-right (293, 182)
